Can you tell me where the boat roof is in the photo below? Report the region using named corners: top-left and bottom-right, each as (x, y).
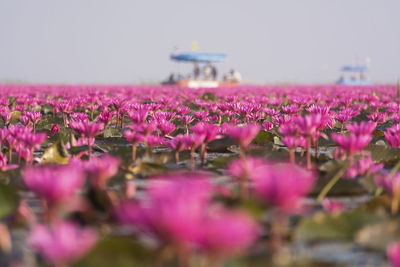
top-left (341, 65), bottom-right (368, 72)
top-left (170, 53), bottom-right (227, 63)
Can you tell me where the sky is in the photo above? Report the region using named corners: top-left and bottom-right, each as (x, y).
top-left (0, 0), bottom-right (399, 84)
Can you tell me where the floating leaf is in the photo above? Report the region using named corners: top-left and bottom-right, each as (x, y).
top-left (103, 127), bottom-right (122, 138)
top-left (10, 111), bottom-right (21, 123)
top-left (366, 144), bottom-right (400, 166)
top-left (128, 162), bottom-right (167, 177)
top-left (295, 210), bottom-right (385, 242)
top-left (252, 130), bottom-right (274, 145)
top-left (74, 236), bottom-right (155, 267)
top-left (206, 154), bottom-right (237, 169)
top-left (0, 184), bottom-right (19, 219)
top-left (208, 137), bottom-right (236, 152)
top-left (41, 141), bottom-right (70, 164)
top-left (355, 221), bottom-right (400, 251)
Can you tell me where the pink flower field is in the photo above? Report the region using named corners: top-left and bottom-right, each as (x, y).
top-left (1, 83), bottom-right (400, 266)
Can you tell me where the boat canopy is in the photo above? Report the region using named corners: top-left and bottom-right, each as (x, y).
top-left (170, 53), bottom-right (227, 63)
top-left (340, 65), bottom-right (368, 72)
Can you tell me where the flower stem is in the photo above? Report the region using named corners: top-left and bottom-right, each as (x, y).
top-left (317, 167), bottom-right (345, 202)
top-left (389, 159), bottom-right (400, 176)
top-left (306, 136), bottom-right (312, 169)
top-left (289, 147), bottom-right (295, 164)
top-left (190, 148), bottom-right (195, 171)
top-left (132, 145), bottom-right (137, 162)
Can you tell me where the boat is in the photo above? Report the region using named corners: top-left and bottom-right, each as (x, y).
top-left (162, 52), bottom-right (240, 88)
top-left (335, 65), bottom-right (371, 85)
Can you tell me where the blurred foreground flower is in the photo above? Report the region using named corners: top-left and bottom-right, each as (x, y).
top-left (28, 221), bottom-right (97, 266)
top-left (23, 164), bottom-right (85, 220)
top-left (117, 177), bottom-right (259, 265)
top-left (252, 162), bottom-right (316, 213)
top-left (387, 242), bottom-right (400, 267)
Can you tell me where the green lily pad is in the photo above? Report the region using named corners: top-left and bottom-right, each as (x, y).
top-left (366, 144), bottom-right (400, 166)
top-left (103, 127), bottom-right (122, 138)
top-left (252, 130), bottom-right (274, 145)
top-left (41, 142), bottom-right (70, 164)
top-left (74, 236), bottom-right (155, 267)
top-left (208, 137), bottom-right (236, 152)
top-left (295, 209), bottom-right (385, 242)
top-left (0, 184), bottom-right (19, 219)
top-left (355, 220), bottom-right (400, 251)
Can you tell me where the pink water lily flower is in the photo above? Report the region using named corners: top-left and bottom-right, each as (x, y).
top-left (385, 124), bottom-right (400, 148)
top-left (252, 162), bottom-right (316, 213)
top-left (84, 155), bottom-right (120, 189)
top-left (28, 221), bottom-right (97, 265)
top-left (346, 121), bottom-right (376, 136)
top-left (332, 132), bottom-right (371, 156)
top-left (50, 124), bottom-right (60, 135)
top-left (117, 178), bottom-right (212, 248)
top-left (70, 121), bottom-right (104, 158)
top-left (23, 164), bottom-right (85, 207)
top-left (321, 199), bottom-right (348, 214)
top-left (226, 124), bottom-right (260, 150)
top-left (0, 154), bottom-right (18, 171)
top-left (196, 208), bottom-right (259, 258)
top-left (388, 242), bottom-right (400, 267)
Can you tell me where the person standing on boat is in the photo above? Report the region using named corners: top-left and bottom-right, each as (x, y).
top-left (193, 63), bottom-right (200, 80)
top-left (203, 64), bottom-right (212, 80)
top-left (231, 69), bottom-right (242, 83)
top-left (211, 65), bottom-right (218, 81)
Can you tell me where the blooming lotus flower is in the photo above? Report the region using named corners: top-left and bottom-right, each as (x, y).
top-left (23, 164), bottom-right (85, 207)
top-left (28, 221), bottom-right (97, 265)
top-left (19, 115), bottom-right (30, 126)
top-left (96, 110), bottom-right (113, 126)
top-left (0, 128), bottom-right (8, 151)
top-left (252, 163), bottom-right (316, 212)
top-left (191, 122), bottom-right (219, 143)
top-left (346, 121), bottom-right (376, 136)
top-left (375, 173), bottom-right (400, 198)
top-left (70, 121), bottom-right (104, 158)
top-left (196, 208), bottom-right (258, 258)
top-left (70, 112), bottom-right (89, 123)
top-left (226, 124), bottom-right (260, 150)
top-left (387, 242), bottom-right (400, 267)
top-left (180, 115), bottom-right (195, 133)
top-left (306, 104), bottom-right (330, 115)
top-left (70, 121), bottom-right (104, 138)
top-left (0, 110), bottom-right (11, 125)
top-left (385, 124), bottom-right (400, 148)
top-left (146, 134), bottom-right (163, 147)
top-left (26, 111), bottom-right (42, 132)
top-left (228, 157), bottom-right (265, 179)
top-left (177, 106), bottom-right (190, 115)
top-left (282, 104), bottom-right (299, 115)
top-left (0, 154), bottom-right (18, 171)
top-left (375, 173), bottom-right (400, 214)
top-left (128, 109), bottom-right (148, 124)
top-left (124, 129), bottom-right (145, 162)
top-left (346, 154), bottom-right (383, 179)
top-left (165, 134), bottom-right (191, 163)
top-left (321, 199), bottom-right (348, 214)
top-left (295, 114), bottom-right (327, 136)
top-left (194, 110), bottom-right (209, 122)
top-left (367, 112), bottom-right (387, 123)
top-left (158, 120), bottom-right (176, 136)
top-left (331, 133), bottom-right (371, 156)
top-left (117, 178), bottom-right (212, 248)
top-left (84, 155), bottom-right (120, 189)
top-left (271, 115), bottom-right (292, 127)
top-left (127, 122), bottom-right (157, 137)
